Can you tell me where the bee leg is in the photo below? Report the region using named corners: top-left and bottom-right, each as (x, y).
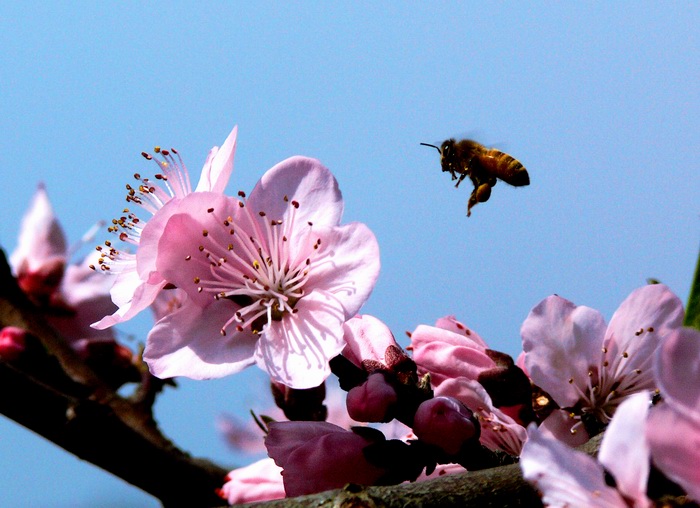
top-left (454, 172), bottom-right (469, 188)
top-left (467, 191), bottom-right (478, 217)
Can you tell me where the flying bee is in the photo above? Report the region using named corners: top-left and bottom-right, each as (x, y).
top-left (421, 139), bottom-right (530, 216)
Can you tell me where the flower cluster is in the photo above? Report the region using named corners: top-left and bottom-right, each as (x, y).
top-left (6, 125), bottom-right (695, 507)
top-left (91, 127), bottom-right (380, 389)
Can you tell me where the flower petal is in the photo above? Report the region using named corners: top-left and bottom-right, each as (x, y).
top-left (521, 425), bottom-right (628, 508)
top-left (255, 290), bottom-right (346, 389)
top-left (303, 222), bottom-right (380, 320)
top-left (597, 392), bottom-right (651, 504)
top-left (647, 404), bottom-right (700, 501)
top-left (604, 284), bottom-right (684, 379)
top-left (195, 125), bottom-right (238, 194)
top-left (521, 295), bottom-right (607, 407)
top-left (342, 314), bottom-right (398, 368)
top-left (220, 458), bottom-right (284, 505)
top-left (247, 156), bottom-right (343, 229)
top-left (654, 327), bottom-right (700, 421)
top-left (92, 269), bottom-right (166, 329)
top-left (10, 183), bottom-right (67, 275)
top-left (411, 324), bottom-right (494, 387)
top-left (144, 299), bottom-right (257, 379)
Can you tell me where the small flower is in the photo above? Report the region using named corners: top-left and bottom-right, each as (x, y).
top-left (10, 183), bottom-right (67, 304)
top-left (218, 458), bottom-right (285, 505)
top-left (143, 157), bottom-right (380, 388)
top-left (92, 126), bottom-right (238, 329)
top-left (521, 284), bottom-right (683, 439)
top-left (521, 392), bottom-right (652, 508)
top-left (11, 185), bottom-right (116, 343)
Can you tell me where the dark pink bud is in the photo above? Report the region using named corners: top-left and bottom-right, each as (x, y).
top-left (0, 326), bottom-right (27, 361)
top-left (346, 372), bottom-right (398, 422)
top-left (413, 396), bottom-right (479, 455)
top-left (265, 421), bottom-right (386, 496)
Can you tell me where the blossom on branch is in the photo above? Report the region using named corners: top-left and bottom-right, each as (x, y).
top-left (11, 185), bottom-right (116, 342)
top-left (92, 126), bottom-right (238, 329)
top-left (521, 284), bottom-right (683, 442)
top-left (143, 157), bottom-right (380, 388)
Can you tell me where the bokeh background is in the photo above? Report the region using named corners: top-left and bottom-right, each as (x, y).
top-left (1, 3), bottom-right (698, 506)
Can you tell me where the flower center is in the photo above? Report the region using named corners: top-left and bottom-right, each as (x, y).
top-left (192, 193), bottom-right (323, 336)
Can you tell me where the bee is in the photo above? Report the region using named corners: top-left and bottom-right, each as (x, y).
top-left (421, 139), bottom-right (530, 216)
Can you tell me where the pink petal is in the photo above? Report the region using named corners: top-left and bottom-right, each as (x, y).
top-left (10, 183), bottom-right (67, 275)
top-left (647, 404), bottom-right (700, 501)
top-left (411, 324), bottom-right (494, 387)
top-left (521, 425), bottom-right (628, 507)
top-left (604, 284), bottom-right (684, 379)
top-left (255, 290), bottom-right (346, 389)
top-left (195, 125), bottom-right (238, 194)
top-left (342, 314), bottom-right (398, 368)
top-left (154, 192), bottom-right (237, 308)
top-left (598, 392), bottom-right (651, 503)
top-left (92, 270), bottom-right (166, 329)
top-left (303, 222), bottom-right (380, 320)
top-left (50, 255), bottom-right (116, 341)
top-left (538, 410), bottom-right (590, 447)
top-left (220, 458), bottom-right (285, 505)
top-left (654, 327), bottom-right (700, 420)
top-left (434, 315), bottom-right (488, 348)
top-left (247, 156), bottom-right (343, 229)
top-left (144, 299), bottom-right (257, 379)
top-left (521, 295), bottom-right (607, 407)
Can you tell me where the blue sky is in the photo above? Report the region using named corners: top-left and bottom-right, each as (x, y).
top-left (0, 3), bottom-right (698, 506)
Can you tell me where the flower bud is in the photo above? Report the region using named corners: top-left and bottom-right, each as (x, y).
top-left (265, 421), bottom-right (387, 496)
top-left (413, 396), bottom-right (479, 455)
top-left (0, 326), bottom-right (27, 361)
top-left (346, 372), bottom-right (398, 422)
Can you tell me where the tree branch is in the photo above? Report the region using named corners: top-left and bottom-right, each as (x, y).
top-left (0, 250), bottom-right (228, 507)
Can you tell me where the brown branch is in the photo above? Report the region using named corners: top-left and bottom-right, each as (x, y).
top-left (0, 250), bottom-right (228, 507)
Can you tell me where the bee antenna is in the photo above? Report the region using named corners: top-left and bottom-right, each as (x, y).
top-left (420, 142), bottom-right (441, 154)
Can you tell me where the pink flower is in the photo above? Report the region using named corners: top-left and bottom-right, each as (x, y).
top-left (92, 126), bottom-right (238, 329)
top-left (521, 392), bottom-right (652, 508)
top-left (265, 421), bottom-right (386, 496)
top-left (10, 183), bottom-right (67, 303)
top-left (143, 157), bottom-right (380, 388)
top-left (521, 284), bottom-right (683, 440)
top-left (10, 185), bottom-right (115, 342)
top-left (218, 458), bottom-right (285, 505)
top-left (646, 327), bottom-right (700, 500)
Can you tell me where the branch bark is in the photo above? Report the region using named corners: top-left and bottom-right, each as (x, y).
top-left (0, 250), bottom-right (228, 508)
